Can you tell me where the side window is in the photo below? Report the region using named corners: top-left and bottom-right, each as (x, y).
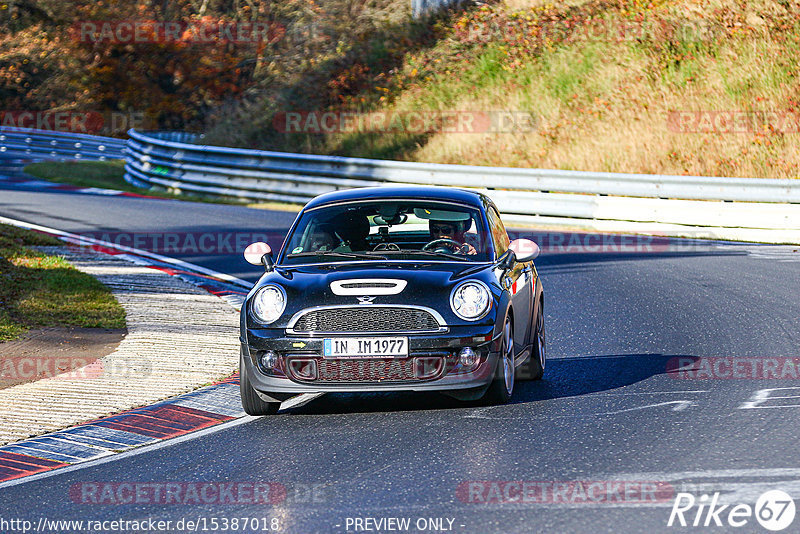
top-left (486, 207), bottom-right (510, 257)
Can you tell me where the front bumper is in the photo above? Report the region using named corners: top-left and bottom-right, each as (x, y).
top-left (241, 325), bottom-right (501, 395)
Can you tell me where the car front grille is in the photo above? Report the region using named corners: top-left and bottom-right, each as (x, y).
top-left (290, 306), bottom-right (441, 333)
top-left (286, 356), bottom-right (447, 383)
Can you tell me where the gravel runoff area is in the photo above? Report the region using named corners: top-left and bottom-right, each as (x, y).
top-left (0, 247), bottom-right (240, 445)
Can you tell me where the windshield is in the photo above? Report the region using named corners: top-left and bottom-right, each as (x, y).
top-left (280, 200), bottom-right (493, 265)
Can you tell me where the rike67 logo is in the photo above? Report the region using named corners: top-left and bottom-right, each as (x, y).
top-left (668, 490), bottom-right (796, 531)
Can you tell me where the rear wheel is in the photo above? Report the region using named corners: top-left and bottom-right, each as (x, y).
top-left (482, 318), bottom-right (515, 405)
top-left (240, 354), bottom-right (280, 415)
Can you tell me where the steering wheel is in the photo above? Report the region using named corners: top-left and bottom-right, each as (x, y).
top-left (373, 243), bottom-right (401, 251)
top-left (422, 238), bottom-right (463, 253)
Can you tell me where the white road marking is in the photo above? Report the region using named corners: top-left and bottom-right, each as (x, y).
top-left (740, 387), bottom-right (800, 409)
top-left (720, 245), bottom-right (800, 262)
top-left (0, 215), bottom-right (251, 287)
top-left (595, 400), bottom-right (696, 414)
top-left (593, 390), bottom-right (709, 396)
top-left (464, 391), bottom-right (707, 419)
top-left (464, 399), bottom-right (698, 419)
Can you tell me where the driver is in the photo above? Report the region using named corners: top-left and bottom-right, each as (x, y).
top-left (331, 212), bottom-right (370, 252)
top-left (429, 218), bottom-right (477, 254)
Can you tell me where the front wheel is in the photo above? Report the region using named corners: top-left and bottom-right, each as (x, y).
top-left (519, 305), bottom-right (545, 381)
top-left (482, 318), bottom-right (515, 405)
top-left (240, 355), bottom-right (280, 415)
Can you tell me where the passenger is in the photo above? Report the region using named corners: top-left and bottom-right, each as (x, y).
top-left (308, 224), bottom-right (336, 252)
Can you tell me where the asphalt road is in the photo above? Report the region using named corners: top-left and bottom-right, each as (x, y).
top-left (1, 181), bottom-right (800, 533)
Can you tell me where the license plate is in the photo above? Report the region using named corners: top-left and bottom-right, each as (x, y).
top-left (323, 337), bottom-right (408, 358)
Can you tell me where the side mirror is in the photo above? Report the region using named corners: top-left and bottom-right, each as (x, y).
top-left (509, 239), bottom-right (540, 262)
top-left (244, 242), bottom-right (275, 271)
top-left (497, 249), bottom-right (515, 270)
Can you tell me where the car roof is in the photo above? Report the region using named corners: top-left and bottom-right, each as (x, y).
top-left (303, 186), bottom-right (491, 211)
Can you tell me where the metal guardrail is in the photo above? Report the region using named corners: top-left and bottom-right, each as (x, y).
top-left (124, 129), bottom-right (800, 236)
top-left (1, 127), bottom-right (797, 241)
top-left (0, 127), bottom-right (126, 161)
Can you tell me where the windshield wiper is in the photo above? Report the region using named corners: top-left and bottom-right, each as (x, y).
top-left (288, 251), bottom-right (386, 260)
top-left (381, 249), bottom-right (470, 261)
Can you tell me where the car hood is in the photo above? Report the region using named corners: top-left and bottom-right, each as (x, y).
top-left (248, 261), bottom-right (500, 327)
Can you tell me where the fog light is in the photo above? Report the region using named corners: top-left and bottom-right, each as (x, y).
top-left (415, 357), bottom-right (444, 379)
top-left (288, 358), bottom-right (317, 381)
top-left (259, 351), bottom-right (278, 371)
top-left (459, 347), bottom-right (479, 368)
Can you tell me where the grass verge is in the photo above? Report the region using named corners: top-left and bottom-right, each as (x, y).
top-left (0, 224), bottom-right (126, 342)
top-left (204, 0), bottom-right (800, 180)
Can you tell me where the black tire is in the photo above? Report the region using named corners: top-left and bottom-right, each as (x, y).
top-left (240, 354), bottom-right (280, 416)
top-left (518, 303), bottom-right (545, 381)
top-left (482, 318), bottom-right (515, 405)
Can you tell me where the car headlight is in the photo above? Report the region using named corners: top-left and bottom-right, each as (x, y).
top-left (450, 280), bottom-right (491, 321)
top-left (251, 285), bottom-right (286, 324)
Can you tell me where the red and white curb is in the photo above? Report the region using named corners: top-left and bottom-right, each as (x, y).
top-left (0, 376), bottom-right (243, 484)
top-left (0, 216), bottom-right (258, 485)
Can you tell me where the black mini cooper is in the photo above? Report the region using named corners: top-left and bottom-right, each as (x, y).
top-left (239, 186), bottom-right (545, 414)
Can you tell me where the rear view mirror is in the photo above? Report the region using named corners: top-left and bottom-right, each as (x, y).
top-left (244, 242), bottom-right (274, 270)
top-left (509, 239), bottom-right (540, 262)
